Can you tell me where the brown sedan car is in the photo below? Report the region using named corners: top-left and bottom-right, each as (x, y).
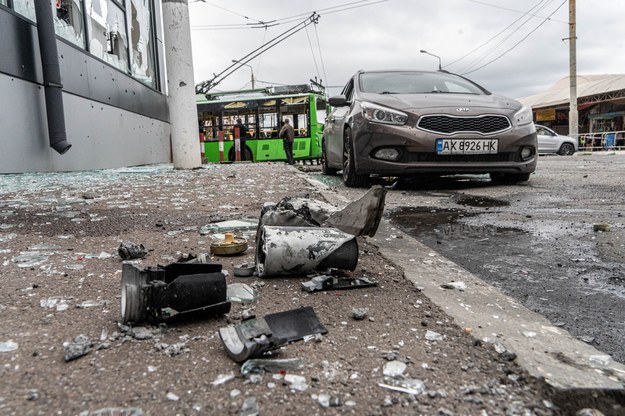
top-left (322, 70), bottom-right (537, 187)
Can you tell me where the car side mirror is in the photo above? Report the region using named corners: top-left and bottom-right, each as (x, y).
top-left (329, 95), bottom-right (349, 107)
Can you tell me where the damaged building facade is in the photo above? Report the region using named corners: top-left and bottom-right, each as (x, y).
top-left (0, 0), bottom-right (171, 173)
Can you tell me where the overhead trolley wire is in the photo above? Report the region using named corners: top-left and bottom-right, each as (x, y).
top-left (192, 0), bottom-right (388, 30)
top-left (445, 0), bottom-right (550, 70)
top-left (456, 0), bottom-right (556, 74)
top-left (461, 0), bottom-right (567, 76)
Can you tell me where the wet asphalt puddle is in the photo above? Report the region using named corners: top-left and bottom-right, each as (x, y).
top-left (389, 198), bottom-right (625, 363)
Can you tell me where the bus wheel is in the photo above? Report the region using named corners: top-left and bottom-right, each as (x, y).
top-left (228, 146), bottom-right (253, 162)
top-left (321, 139), bottom-right (338, 175)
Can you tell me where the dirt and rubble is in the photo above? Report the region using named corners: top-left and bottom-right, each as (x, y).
top-left (0, 163), bottom-right (567, 415)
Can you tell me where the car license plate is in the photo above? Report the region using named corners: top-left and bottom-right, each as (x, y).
top-left (436, 139), bottom-right (498, 155)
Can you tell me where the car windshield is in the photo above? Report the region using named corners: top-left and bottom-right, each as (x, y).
top-left (359, 71), bottom-right (487, 95)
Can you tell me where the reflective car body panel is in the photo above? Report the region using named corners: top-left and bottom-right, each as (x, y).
top-left (536, 124), bottom-right (578, 155)
top-left (323, 70), bottom-right (538, 180)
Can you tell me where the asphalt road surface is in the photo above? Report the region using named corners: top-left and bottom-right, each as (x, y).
top-left (314, 152), bottom-right (625, 364)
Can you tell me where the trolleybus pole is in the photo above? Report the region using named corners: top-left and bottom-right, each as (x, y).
top-left (219, 131), bottom-right (225, 163)
top-left (234, 128), bottom-right (241, 162)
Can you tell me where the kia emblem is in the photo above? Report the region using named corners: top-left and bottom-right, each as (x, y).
top-left (456, 107), bottom-right (471, 112)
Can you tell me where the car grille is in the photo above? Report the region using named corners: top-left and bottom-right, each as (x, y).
top-left (417, 115), bottom-right (511, 134)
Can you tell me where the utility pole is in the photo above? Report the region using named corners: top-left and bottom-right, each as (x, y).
top-left (568, 0), bottom-right (578, 138)
top-left (163, 0), bottom-right (201, 169)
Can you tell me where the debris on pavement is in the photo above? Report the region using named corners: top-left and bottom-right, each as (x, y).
top-left (240, 357), bottom-right (304, 375)
top-left (0, 340), bottom-right (18, 352)
top-left (239, 396), bottom-right (260, 416)
top-left (211, 372), bottom-right (236, 386)
top-left (219, 306), bottom-right (328, 362)
top-left (301, 273), bottom-right (377, 292)
top-left (40, 296), bottom-right (70, 311)
top-left (256, 226), bottom-right (358, 277)
top-left (199, 219), bottom-right (258, 235)
top-left (593, 223), bottom-right (610, 232)
top-left (257, 185), bottom-right (387, 237)
top-left (78, 407), bottom-right (144, 416)
top-left (210, 232), bottom-right (248, 256)
top-left (379, 360), bottom-right (426, 395)
top-left (63, 334), bottom-right (93, 362)
top-left (226, 283), bottom-right (258, 303)
top-left (233, 262), bottom-right (255, 277)
top-left (284, 374), bottom-right (308, 392)
top-left (120, 262), bottom-right (230, 324)
top-left (253, 185), bottom-right (387, 277)
top-left (117, 241), bottom-right (148, 260)
top-left (352, 307), bottom-right (369, 320)
top-left (440, 281), bottom-right (467, 291)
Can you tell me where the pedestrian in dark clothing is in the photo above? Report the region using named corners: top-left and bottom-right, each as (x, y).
top-left (234, 118), bottom-right (249, 160)
top-left (279, 118), bottom-right (295, 165)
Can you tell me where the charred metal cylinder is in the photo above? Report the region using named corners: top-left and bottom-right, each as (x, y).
top-left (121, 262), bottom-right (230, 324)
top-left (256, 226), bottom-right (358, 277)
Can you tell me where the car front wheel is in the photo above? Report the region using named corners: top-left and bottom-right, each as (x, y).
top-left (342, 127), bottom-right (369, 188)
top-left (559, 143), bottom-right (576, 156)
top-left (321, 138), bottom-right (338, 175)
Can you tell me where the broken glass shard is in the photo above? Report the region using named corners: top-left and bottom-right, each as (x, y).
top-left (240, 357), bottom-right (304, 375)
top-left (227, 283), bottom-right (258, 303)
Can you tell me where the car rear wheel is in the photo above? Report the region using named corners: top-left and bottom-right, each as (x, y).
top-left (342, 127), bottom-right (369, 188)
top-left (321, 138), bottom-right (338, 175)
top-left (490, 172), bottom-right (531, 183)
top-left (558, 143), bottom-right (576, 156)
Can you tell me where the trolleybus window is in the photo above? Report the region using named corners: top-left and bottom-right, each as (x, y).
top-left (197, 86), bottom-right (328, 163)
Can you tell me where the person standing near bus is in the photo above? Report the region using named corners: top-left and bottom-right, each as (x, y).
top-left (279, 118), bottom-right (295, 165)
top-left (234, 118), bottom-right (249, 160)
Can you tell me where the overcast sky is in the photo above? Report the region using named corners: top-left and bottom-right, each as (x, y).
top-left (188, 0), bottom-right (624, 100)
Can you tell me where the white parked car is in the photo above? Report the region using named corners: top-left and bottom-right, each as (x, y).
top-left (536, 124), bottom-right (578, 155)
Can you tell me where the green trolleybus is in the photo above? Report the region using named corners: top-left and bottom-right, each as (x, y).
top-left (197, 84), bottom-right (328, 163)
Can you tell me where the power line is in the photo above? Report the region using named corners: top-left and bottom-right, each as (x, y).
top-left (465, 0), bottom-right (567, 24)
top-left (191, 0), bottom-right (388, 30)
top-left (461, 0), bottom-right (567, 76)
top-left (457, 0), bottom-right (555, 74)
top-left (446, 0), bottom-right (549, 69)
top-left (313, 22), bottom-right (328, 90)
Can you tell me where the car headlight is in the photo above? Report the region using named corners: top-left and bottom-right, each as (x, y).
top-left (513, 105), bottom-right (533, 127)
top-left (361, 102), bottom-right (408, 125)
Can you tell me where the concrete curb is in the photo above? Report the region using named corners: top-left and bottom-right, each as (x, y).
top-left (309, 179), bottom-right (625, 410)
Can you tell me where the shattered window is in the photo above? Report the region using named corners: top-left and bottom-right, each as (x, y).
top-left (13, 0), bottom-right (37, 21)
top-left (86, 0), bottom-right (129, 73)
top-left (54, 0), bottom-right (86, 48)
top-left (130, 0), bottom-right (156, 88)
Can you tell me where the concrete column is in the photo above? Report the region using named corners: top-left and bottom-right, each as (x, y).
top-left (162, 0), bottom-right (201, 169)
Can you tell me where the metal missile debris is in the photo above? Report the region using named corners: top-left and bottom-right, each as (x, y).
top-left (256, 226), bottom-right (358, 277)
top-left (210, 232), bottom-right (248, 256)
top-left (255, 186), bottom-right (387, 277)
top-left (120, 262), bottom-right (231, 324)
top-left (301, 274), bottom-right (378, 292)
top-left (219, 306), bottom-right (328, 362)
top-left (257, 185), bottom-right (386, 237)
top-left (118, 241), bottom-right (148, 260)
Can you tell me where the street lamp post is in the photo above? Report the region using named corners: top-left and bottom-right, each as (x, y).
top-left (231, 60), bottom-right (255, 89)
top-left (419, 50), bottom-right (442, 70)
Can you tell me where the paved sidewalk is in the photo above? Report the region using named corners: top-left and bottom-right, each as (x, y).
top-left (0, 162), bottom-right (617, 415)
